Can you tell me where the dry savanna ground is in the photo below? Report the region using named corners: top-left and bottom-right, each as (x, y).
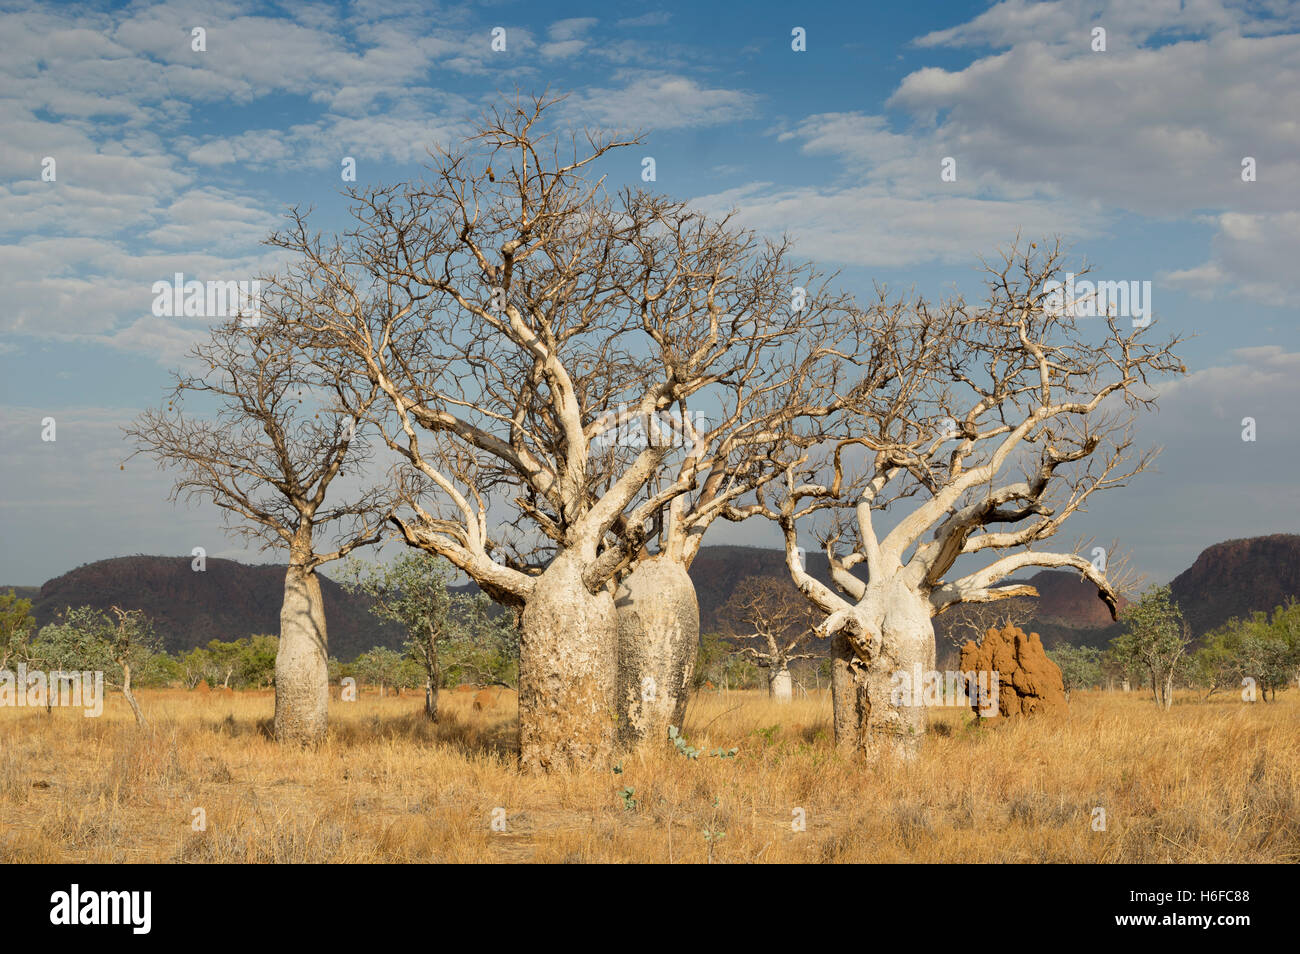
top-left (1, 686), bottom-right (1296, 863)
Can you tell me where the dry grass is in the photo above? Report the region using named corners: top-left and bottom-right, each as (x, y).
top-left (1, 686), bottom-right (1296, 863)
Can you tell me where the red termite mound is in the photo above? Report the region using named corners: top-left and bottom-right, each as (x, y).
top-left (959, 624), bottom-right (1067, 719)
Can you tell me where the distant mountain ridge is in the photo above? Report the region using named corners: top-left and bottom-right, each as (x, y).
top-left (18, 555), bottom-right (404, 661)
top-left (1169, 534), bottom-right (1300, 635)
top-left (4, 535), bottom-right (1298, 659)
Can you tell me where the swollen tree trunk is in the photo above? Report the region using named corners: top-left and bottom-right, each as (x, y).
top-left (615, 556), bottom-right (699, 747)
top-left (830, 578), bottom-right (935, 759)
top-left (831, 631), bottom-right (869, 749)
top-left (275, 560), bottom-right (330, 745)
top-left (518, 552), bottom-right (617, 771)
top-left (768, 665), bottom-right (793, 702)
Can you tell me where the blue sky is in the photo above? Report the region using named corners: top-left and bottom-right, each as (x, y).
top-left (2, 0), bottom-right (1298, 585)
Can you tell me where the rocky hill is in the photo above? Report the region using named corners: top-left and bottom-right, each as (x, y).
top-left (5, 535), bottom-right (1297, 659)
top-left (19, 556), bottom-right (403, 660)
top-left (1170, 534), bottom-right (1300, 636)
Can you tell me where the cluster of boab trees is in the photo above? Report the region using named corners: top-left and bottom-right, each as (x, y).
top-left (129, 93), bottom-right (1184, 771)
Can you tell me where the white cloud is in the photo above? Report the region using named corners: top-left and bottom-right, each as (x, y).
top-left (562, 74), bottom-right (759, 130)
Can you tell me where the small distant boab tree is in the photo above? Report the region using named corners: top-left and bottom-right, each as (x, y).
top-left (719, 576), bottom-right (822, 702)
top-left (127, 315), bottom-right (396, 745)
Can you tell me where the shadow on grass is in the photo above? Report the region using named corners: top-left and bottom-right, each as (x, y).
top-left (329, 709), bottom-right (520, 760)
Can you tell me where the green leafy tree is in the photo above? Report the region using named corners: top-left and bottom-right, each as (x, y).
top-left (692, 632), bottom-right (731, 689)
top-left (0, 590), bottom-right (36, 670)
top-left (205, 638), bottom-right (244, 689)
top-left (354, 646), bottom-right (404, 697)
top-left (1239, 603), bottom-right (1300, 701)
top-left (179, 646), bottom-right (217, 689)
top-left (1109, 585), bottom-right (1190, 710)
top-left (30, 605), bottom-right (162, 726)
top-left (1046, 644), bottom-right (1102, 701)
top-left (238, 635), bottom-right (279, 688)
top-left (441, 594), bottom-right (518, 689)
top-left (145, 651), bottom-right (184, 688)
top-left (341, 553), bottom-right (517, 720)
top-left (1190, 621), bottom-right (1249, 698)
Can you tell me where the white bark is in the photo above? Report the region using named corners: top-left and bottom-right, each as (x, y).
top-left (768, 666), bottom-right (792, 702)
top-left (518, 551), bottom-right (618, 771)
top-left (826, 575), bottom-right (935, 758)
top-left (615, 556), bottom-right (698, 747)
top-left (274, 562), bottom-right (330, 745)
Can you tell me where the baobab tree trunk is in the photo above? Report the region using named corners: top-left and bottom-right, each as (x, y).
top-left (831, 632), bottom-right (869, 749)
top-left (615, 556), bottom-right (699, 747)
top-left (518, 552), bottom-right (617, 771)
top-left (275, 560), bottom-right (330, 745)
top-left (768, 665), bottom-right (793, 702)
top-left (830, 578), bottom-right (935, 759)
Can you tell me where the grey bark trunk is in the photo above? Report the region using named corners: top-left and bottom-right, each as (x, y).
top-left (830, 579), bottom-right (935, 759)
top-left (121, 661), bottom-right (148, 728)
top-left (518, 553), bottom-right (617, 771)
top-left (614, 556), bottom-right (699, 747)
top-left (768, 665), bottom-right (793, 702)
top-left (425, 649), bottom-right (439, 722)
top-left (274, 561), bottom-right (330, 745)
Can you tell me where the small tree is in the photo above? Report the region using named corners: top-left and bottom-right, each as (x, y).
top-left (1190, 622), bottom-right (1248, 698)
top-left (342, 553), bottom-right (515, 720)
top-left (0, 590), bottom-right (36, 670)
top-left (1240, 603), bottom-right (1300, 701)
top-left (692, 632), bottom-right (731, 690)
top-left (1109, 586), bottom-right (1189, 710)
top-left (1046, 644), bottom-right (1102, 701)
top-left (205, 639), bottom-right (243, 689)
top-left (239, 635), bottom-right (280, 689)
top-left (719, 576), bottom-right (822, 702)
top-left (126, 313), bottom-right (395, 744)
top-left (354, 647), bottom-right (404, 697)
top-left (30, 606), bottom-right (162, 726)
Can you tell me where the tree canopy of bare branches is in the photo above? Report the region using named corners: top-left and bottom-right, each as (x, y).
top-left (749, 241), bottom-right (1185, 755)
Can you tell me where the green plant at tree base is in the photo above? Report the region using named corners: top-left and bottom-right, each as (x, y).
top-left (667, 724), bottom-right (699, 759)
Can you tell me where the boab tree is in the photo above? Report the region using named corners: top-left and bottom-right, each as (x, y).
top-left (594, 242), bottom-right (860, 746)
top-left (127, 315), bottom-right (394, 744)
top-left (719, 575), bottom-right (822, 701)
top-left (271, 92), bottom-right (863, 769)
top-left (759, 244), bottom-right (1184, 756)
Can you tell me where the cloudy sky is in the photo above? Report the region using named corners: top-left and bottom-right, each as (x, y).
top-left (1, 0), bottom-right (1298, 586)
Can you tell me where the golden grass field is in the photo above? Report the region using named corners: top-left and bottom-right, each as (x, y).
top-left (1, 686), bottom-right (1296, 863)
